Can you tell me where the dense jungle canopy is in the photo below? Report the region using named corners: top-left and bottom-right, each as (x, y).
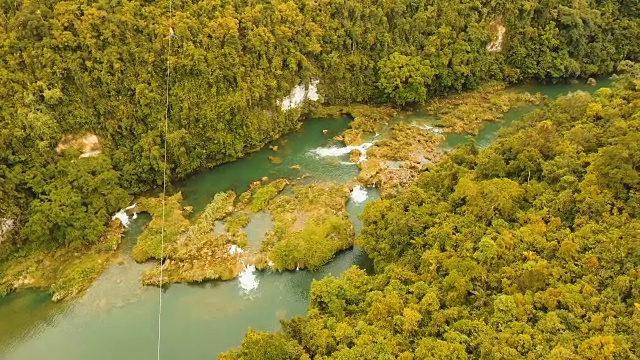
top-left (1, 0), bottom-right (639, 263)
top-left (221, 64), bottom-right (640, 360)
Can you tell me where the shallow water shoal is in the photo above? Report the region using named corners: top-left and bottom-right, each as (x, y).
top-left (0, 79), bottom-right (612, 359)
top-left (0, 117), bottom-right (377, 360)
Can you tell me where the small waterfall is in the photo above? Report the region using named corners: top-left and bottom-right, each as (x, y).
top-left (229, 245), bottom-right (245, 255)
top-left (238, 265), bottom-right (259, 293)
top-left (111, 203), bottom-right (137, 228)
top-left (279, 80), bottom-right (320, 111)
top-left (310, 142), bottom-right (374, 163)
top-left (412, 123), bottom-right (444, 135)
top-left (350, 186), bottom-right (368, 204)
top-left (111, 210), bottom-right (130, 228)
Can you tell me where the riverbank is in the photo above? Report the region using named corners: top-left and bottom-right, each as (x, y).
top-left (0, 76), bottom-right (620, 360)
top-left (0, 78), bottom-right (606, 301)
top-left (131, 177), bottom-right (355, 287)
top-left (0, 223), bottom-right (123, 302)
top-left (329, 81), bottom-right (552, 198)
top-left (121, 80), bottom-right (596, 287)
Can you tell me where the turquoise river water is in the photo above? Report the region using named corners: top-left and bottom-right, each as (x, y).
top-left (0, 79), bottom-right (611, 359)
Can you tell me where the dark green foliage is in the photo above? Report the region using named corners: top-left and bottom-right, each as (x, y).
top-left (223, 67), bottom-right (640, 358)
top-left (258, 183), bottom-right (354, 271)
top-left (250, 180), bottom-right (288, 213)
top-left (20, 155), bottom-right (129, 248)
top-left (220, 329), bottom-right (305, 360)
top-left (1, 0), bottom-right (639, 252)
top-left (270, 215), bottom-right (353, 271)
top-left (378, 52), bottom-right (436, 105)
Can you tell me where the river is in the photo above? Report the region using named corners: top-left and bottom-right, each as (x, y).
top-left (0, 79), bottom-right (610, 359)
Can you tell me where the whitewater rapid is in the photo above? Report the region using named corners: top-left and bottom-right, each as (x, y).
top-left (111, 203), bottom-right (137, 228)
top-left (310, 142), bottom-right (374, 163)
top-left (238, 265), bottom-right (259, 293)
top-left (350, 186), bottom-right (368, 204)
top-left (412, 123), bottom-right (445, 135)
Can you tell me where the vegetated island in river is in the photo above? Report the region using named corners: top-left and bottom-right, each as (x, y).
top-left (0, 73), bottom-right (604, 299)
top-left (124, 78), bottom-right (603, 289)
top-left (220, 63), bottom-right (640, 360)
top-left (1, 0), bottom-right (638, 302)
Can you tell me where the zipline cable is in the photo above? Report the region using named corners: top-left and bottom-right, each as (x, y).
top-left (157, 0), bottom-right (172, 359)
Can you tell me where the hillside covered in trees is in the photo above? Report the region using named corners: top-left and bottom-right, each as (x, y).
top-left (221, 64), bottom-right (640, 359)
top-left (1, 0), bottom-right (639, 253)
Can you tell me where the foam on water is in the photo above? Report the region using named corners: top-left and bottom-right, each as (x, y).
top-left (229, 245), bottom-right (245, 255)
top-left (111, 203), bottom-right (137, 228)
top-left (412, 123), bottom-right (444, 135)
top-left (350, 185), bottom-right (368, 204)
top-left (111, 210), bottom-right (130, 228)
top-left (310, 142), bottom-right (373, 163)
top-left (238, 265), bottom-right (259, 293)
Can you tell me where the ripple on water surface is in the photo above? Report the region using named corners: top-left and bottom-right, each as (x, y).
top-left (5, 76), bottom-right (603, 358)
top-left (0, 118), bottom-right (377, 360)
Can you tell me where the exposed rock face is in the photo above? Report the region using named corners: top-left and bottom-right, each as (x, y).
top-left (56, 133), bottom-right (102, 158)
top-left (279, 79), bottom-right (320, 111)
top-left (487, 20), bottom-right (506, 52)
top-left (0, 218), bottom-right (15, 243)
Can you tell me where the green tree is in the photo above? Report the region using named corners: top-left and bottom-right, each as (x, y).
top-left (377, 52), bottom-right (436, 105)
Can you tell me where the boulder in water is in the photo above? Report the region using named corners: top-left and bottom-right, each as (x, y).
top-left (587, 78), bottom-right (597, 86)
top-left (342, 129), bottom-right (363, 145)
top-left (268, 156), bottom-right (282, 165)
top-left (322, 129), bottom-right (329, 134)
top-left (349, 149), bottom-right (363, 163)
